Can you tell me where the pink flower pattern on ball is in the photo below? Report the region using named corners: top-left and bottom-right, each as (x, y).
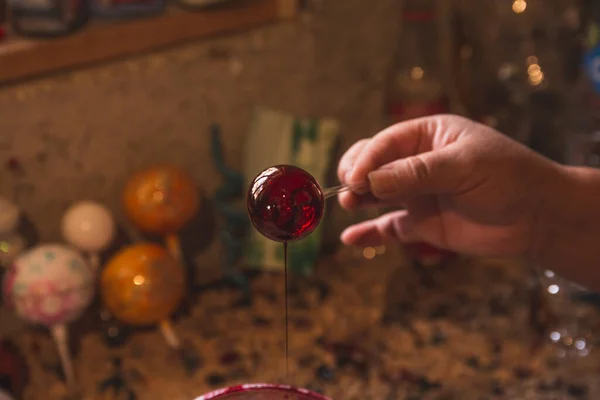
top-left (13, 280), bottom-right (82, 326)
top-left (2, 244), bottom-right (94, 327)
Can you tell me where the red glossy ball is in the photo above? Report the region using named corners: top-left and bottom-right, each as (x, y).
top-left (247, 165), bottom-right (324, 242)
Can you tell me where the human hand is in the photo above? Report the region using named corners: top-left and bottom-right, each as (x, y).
top-left (337, 114), bottom-right (563, 259)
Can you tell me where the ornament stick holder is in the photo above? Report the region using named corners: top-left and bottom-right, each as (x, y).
top-left (88, 252), bottom-right (101, 271)
top-left (159, 319), bottom-right (181, 349)
top-left (159, 318), bottom-right (200, 374)
top-left (165, 234), bottom-right (182, 264)
top-left (51, 324), bottom-right (75, 391)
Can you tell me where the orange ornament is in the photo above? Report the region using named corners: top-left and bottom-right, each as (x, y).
top-left (122, 165), bottom-right (198, 235)
top-left (100, 244), bottom-right (185, 326)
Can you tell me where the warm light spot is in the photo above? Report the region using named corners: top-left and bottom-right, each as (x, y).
top-left (410, 67), bottom-right (424, 80)
top-left (528, 62), bottom-right (544, 86)
top-left (512, 0), bottom-right (526, 13)
top-left (562, 336), bottom-right (573, 346)
top-left (133, 275), bottom-right (145, 285)
top-left (363, 247), bottom-right (376, 259)
top-left (526, 55), bottom-right (538, 65)
top-left (0, 241), bottom-right (8, 253)
top-left (375, 245), bottom-right (386, 255)
top-left (547, 284), bottom-right (559, 294)
top-left (527, 63), bottom-right (541, 74)
top-left (528, 71), bottom-right (544, 86)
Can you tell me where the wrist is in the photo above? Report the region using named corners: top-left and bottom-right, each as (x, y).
top-left (530, 164), bottom-right (600, 288)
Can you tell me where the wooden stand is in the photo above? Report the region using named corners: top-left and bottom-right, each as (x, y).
top-left (0, 0), bottom-right (298, 85)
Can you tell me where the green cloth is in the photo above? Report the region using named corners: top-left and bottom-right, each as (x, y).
top-left (243, 106), bottom-right (340, 276)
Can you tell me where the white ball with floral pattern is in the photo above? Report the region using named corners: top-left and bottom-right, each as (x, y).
top-left (2, 244), bottom-right (95, 326)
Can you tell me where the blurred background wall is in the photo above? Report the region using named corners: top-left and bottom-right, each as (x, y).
top-left (0, 0), bottom-right (596, 276)
top-left (0, 1), bottom-right (399, 270)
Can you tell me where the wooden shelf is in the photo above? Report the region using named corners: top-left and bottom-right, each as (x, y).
top-left (0, 0), bottom-right (298, 85)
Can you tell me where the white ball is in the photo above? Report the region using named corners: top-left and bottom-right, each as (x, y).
top-left (0, 389), bottom-right (14, 400)
top-left (61, 201), bottom-right (115, 253)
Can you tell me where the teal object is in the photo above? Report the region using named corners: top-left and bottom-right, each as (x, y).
top-left (290, 119), bottom-right (322, 277)
top-left (210, 124), bottom-right (251, 301)
top-left (243, 107), bottom-right (340, 275)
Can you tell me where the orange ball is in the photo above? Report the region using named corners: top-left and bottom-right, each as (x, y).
top-left (122, 165), bottom-right (198, 235)
top-left (100, 243), bottom-right (185, 326)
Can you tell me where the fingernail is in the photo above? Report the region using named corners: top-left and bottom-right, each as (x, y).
top-left (368, 170), bottom-right (394, 196)
top-left (345, 168), bottom-right (370, 195)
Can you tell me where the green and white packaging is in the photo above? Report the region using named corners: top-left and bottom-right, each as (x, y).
top-left (243, 106), bottom-right (340, 276)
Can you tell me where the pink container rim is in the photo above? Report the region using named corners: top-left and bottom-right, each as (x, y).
top-left (194, 383), bottom-right (331, 400)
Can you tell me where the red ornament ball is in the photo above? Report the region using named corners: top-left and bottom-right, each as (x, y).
top-left (247, 165), bottom-right (324, 242)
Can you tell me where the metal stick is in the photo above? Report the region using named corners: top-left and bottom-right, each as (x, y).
top-left (165, 234), bottom-right (182, 263)
top-left (321, 183), bottom-right (366, 199)
top-left (159, 319), bottom-right (181, 349)
top-left (88, 252), bottom-right (100, 271)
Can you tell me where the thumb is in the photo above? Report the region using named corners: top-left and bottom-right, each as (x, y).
top-left (367, 146), bottom-right (466, 201)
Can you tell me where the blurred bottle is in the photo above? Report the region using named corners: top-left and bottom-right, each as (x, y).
top-left (452, 0), bottom-right (582, 150)
top-left (386, 0), bottom-right (455, 267)
top-left (524, 1), bottom-right (585, 163)
top-left (386, 0), bottom-right (449, 124)
top-left (404, 242), bottom-right (457, 268)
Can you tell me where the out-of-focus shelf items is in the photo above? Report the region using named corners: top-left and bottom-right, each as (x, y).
top-left (0, 0), bottom-right (298, 85)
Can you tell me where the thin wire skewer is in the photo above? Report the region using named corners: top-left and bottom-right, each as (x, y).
top-left (322, 183), bottom-right (366, 199)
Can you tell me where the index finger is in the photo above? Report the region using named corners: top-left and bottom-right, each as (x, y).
top-left (337, 139), bottom-right (369, 184)
top-left (346, 117), bottom-right (435, 184)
